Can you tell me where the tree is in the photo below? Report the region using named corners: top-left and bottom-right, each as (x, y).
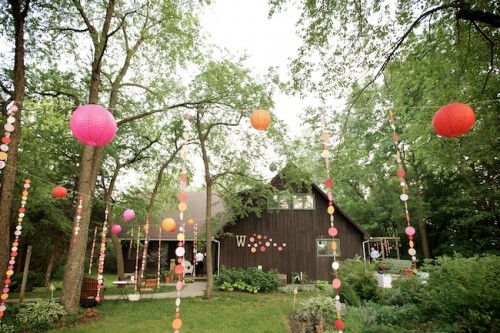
top-left (188, 59), bottom-right (286, 299)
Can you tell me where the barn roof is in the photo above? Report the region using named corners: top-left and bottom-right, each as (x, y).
top-left (116, 191), bottom-right (226, 241)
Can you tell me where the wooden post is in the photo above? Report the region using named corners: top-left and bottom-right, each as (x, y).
top-left (19, 245), bottom-right (32, 303)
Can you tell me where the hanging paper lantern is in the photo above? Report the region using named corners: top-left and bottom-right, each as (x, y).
top-left (250, 109), bottom-right (271, 131)
top-left (52, 186), bottom-right (67, 198)
top-left (111, 224), bottom-right (122, 235)
top-left (123, 209), bottom-right (135, 221)
top-left (335, 319), bottom-right (345, 330)
top-left (432, 103), bottom-right (475, 138)
top-left (70, 104), bottom-right (117, 146)
top-left (161, 218), bottom-right (176, 232)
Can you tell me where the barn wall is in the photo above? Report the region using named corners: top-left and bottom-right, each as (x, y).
top-left (219, 188), bottom-right (366, 281)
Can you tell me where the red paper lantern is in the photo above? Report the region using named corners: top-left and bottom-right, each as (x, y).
top-left (432, 103), bottom-right (475, 138)
top-left (70, 104), bottom-right (117, 146)
top-left (250, 109), bottom-right (271, 131)
top-left (335, 319), bottom-right (344, 330)
top-left (52, 186), bottom-right (67, 198)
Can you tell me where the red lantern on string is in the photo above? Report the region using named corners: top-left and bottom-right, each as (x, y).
top-left (70, 104), bottom-right (117, 146)
top-left (250, 109), bottom-right (271, 131)
top-left (111, 224), bottom-right (122, 235)
top-left (335, 319), bottom-right (345, 330)
top-left (432, 103), bottom-right (475, 138)
top-left (52, 186), bottom-right (67, 198)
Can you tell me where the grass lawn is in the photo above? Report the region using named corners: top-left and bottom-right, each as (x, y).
top-left (48, 290), bottom-right (329, 333)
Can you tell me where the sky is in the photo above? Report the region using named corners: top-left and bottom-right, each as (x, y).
top-left (199, 0), bottom-right (315, 136)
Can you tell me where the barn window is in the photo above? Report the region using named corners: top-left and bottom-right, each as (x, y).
top-left (292, 193), bottom-right (315, 210)
top-left (268, 193), bottom-right (292, 210)
top-left (316, 239), bottom-right (341, 257)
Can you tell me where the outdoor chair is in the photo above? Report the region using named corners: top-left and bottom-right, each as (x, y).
top-left (182, 260), bottom-right (193, 275)
top-left (140, 278), bottom-right (158, 299)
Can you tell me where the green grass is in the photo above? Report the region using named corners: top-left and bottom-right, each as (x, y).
top-left (48, 290), bottom-right (330, 333)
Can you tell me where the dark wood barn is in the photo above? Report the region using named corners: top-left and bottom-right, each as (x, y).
top-left (218, 173), bottom-right (370, 282)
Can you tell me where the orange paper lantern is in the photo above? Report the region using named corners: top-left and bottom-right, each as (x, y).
top-left (250, 109), bottom-right (271, 131)
top-left (161, 218), bottom-right (176, 232)
top-left (432, 103), bottom-right (475, 138)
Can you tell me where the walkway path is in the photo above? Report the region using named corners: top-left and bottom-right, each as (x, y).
top-left (6, 281), bottom-right (206, 303)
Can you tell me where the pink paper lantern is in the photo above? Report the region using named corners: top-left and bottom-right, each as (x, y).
top-left (123, 209), bottom-right (135, 221)
top-left (111, 224), bottom-right (122, 235)
top-left (70, 104), bottom-right (117, 146)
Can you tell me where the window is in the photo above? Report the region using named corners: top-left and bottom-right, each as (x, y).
top-left (293, 193), bottom-right (315, 210)
top-left (316, 239), bottom-right (341, 257)
top-left (268, 193), bottom-right (291, 210)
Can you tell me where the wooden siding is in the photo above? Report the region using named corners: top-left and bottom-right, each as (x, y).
top-left (219, 188), bottom-right (366, 282)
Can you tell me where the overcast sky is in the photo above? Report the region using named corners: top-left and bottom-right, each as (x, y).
top-left (199, 0), bottom-right (313, 136)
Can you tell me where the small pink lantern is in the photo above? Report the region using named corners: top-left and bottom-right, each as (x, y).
top-left (111, 224), bottom-right (122, 235)
top-left (123, 209), bottom-right (135, 221)
top-left (70, 104), bottom-right (117, 146)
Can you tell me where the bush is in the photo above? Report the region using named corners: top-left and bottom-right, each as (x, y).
top-left (339, 259), bottom-right (379, 302)
top-left (10, 271), bottom-right (45, 292)
top-left (17, 299), bottom-right (67, 326)
top-left (420, 255), bottom-right (500, 332)
top-left (293, 296), bottom-right (337, 331)
top-left (215, 266), bottom-right (279, 293)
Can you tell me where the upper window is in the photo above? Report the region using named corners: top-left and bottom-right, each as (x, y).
top-left (268, 193), bottom-right (315, 210)
top-left (292, 193), bottom-right (315, 210)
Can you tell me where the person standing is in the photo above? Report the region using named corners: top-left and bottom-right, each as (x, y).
top-left (195, 251), bottom-right (204, 277)
top-left (370, 247), bottom-right (381, 262)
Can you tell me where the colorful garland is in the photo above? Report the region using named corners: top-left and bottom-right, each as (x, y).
top-left (88, 226), bottom-right (98, 274)
top-left (72, 196), bottom-right (83, 243)
top-left (389, 111), bottom-right (418, 272)
top-left (321, 117), bottom-right (344, 332)
top-left (0, 179), bottom-right (31, 321)
top-left (95, 207), bottom-right (109, 302)
top-left (0, 102), bottom-right (18, 189)
top-left (171, 111), bottom-right (191, 332)
top-left (140, 214), bottom-right (151, 280)
top-left (157, 226), bottom-right (162, 287)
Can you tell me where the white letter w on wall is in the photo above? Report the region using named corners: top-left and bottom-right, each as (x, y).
top-left (235, 235), bottom-right (246, 247)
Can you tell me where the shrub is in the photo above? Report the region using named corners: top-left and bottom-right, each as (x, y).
top-left (339, 259), bottom-right (379, 302)
top-left (293, 296), bottom-right (337, 331)
top-left (215, 266), bottom-right (279, 293)
top-left (17, 299), bottom-right (67, 325)
top-left (420, 255), bottom-right (500, 333)
top-left (10, 271), bottom-right (45, 292)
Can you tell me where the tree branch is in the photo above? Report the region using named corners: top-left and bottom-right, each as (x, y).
top-left (471, 21), bottom-right (495, 94)
top-left (35, 90), bottom-right (81, 106)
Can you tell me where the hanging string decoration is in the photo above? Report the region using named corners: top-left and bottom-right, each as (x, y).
top-left (157, 226), bottom-right (162, 287)
top-left (0, 102), bottom-right (19, 189)
top-left (192, 220), bottom-right (198, 277)
top-left (134, 226), bottom-right (141, 292)
top-left (140, 214), bottom-right (151, 280)
top-left (320, 117), bottom-right (344, 332)
top-left (88, 226), bottom-right (98, 275)
top-left (95, 207), bottom-right (109, 303)
top-left (389, 110), bottom-right (418, 273)
top-left (72, 196), bottom-right (84, 243)
top-left (171, 111), bottom-right (191, 332)
top-left (0, 178), bottom-right (31, 321)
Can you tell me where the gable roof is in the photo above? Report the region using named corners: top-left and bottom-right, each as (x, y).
top-left (269, 167), bottom-right (370, 239)
top-left (116, 191), bottom-right (226, 241)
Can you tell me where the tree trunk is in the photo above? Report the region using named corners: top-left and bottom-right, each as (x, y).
top-left (111, 232), bottom-right (124, 279)
top-left (0, 0), bottom-right (28, 279)
top-left (45, 245), bottom-right (58, 287)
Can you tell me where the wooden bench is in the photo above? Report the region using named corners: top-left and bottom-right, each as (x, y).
top-left (80, 277), bottom-right (105, 307)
